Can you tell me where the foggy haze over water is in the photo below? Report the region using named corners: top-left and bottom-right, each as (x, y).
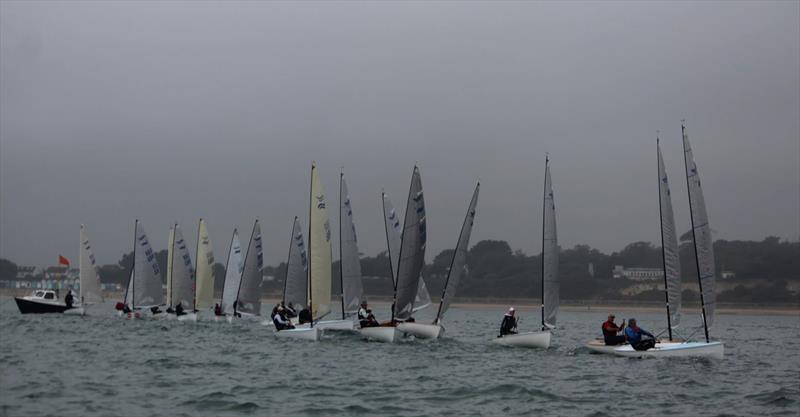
top-left (1, 1), bottom-right (798, 267)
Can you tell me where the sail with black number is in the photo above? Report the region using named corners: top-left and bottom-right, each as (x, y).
top-left (124, 220), bottom-right (163, 308)
top-left (435, 182), bottom-right (480, 323)
top-left (393, 166), bottom-right (426, 321)
top-left (79, 225), bottom-right (103, 305)
top-left (237, 220), bottom-right (264, 315)
top-left (309, 163), bottom-right (332, 321)
top-left (542, 159), bottom-right (559, 329)
top-left (658, 141), bottom-right (682, 331)
top-left (339, 175), bottom-right (363, 317)
top-left (682, 125), bottom-right (716, 330)
top-left (168, 224), bottom-right (195, 309)
top-left (194, 219), bottom-right (215, 310)
top-left (220, 229), bottom-right (243, 315)
top-left (282, 217), bottom-right (308, 310)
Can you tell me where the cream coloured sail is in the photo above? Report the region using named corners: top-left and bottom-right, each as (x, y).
top-left (658, 141), bottom-right (682, 330)
top-left (194, 219), bottom-right (215, 310)
top-left (220, 229), bottom-right (243, 315)
top-left (79, 225), bottom-right (103, 304)
top-left (309, 163), bottom-right (332, 321)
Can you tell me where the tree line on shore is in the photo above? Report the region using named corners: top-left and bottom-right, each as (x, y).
top-left (1, 236), bottom-right (797, 304)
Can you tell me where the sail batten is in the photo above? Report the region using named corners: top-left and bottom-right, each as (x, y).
top-left (542, 161), bottom-right (559, 328)
top-left (682, 126), bottom-right (716, 333)
top-left (658, 142), bottom-right (682, 331)
top-left (339, 176), bottom-right (363, 317)
top-left (78, 225), bottom-right (103, 305)
top-left (394, 166), bottom-right (426, 321)
top-left (237, 221), bottom-right (264, 315)
top-left (283, 217), bottom-right (308, 309)
top-left (220, 229), bottom-right (243, 315)
top-left (436, 183), bottom-right (480, 322)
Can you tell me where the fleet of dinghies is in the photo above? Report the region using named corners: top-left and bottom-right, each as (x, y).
top-left (19, 129), bottom-right (727, 358)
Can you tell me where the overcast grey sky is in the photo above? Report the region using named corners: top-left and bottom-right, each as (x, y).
top-left (1, 1), bottom-right (798, 268)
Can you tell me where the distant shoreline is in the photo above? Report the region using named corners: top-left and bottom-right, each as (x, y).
top-left (2, 289), bottom-right (796, 316)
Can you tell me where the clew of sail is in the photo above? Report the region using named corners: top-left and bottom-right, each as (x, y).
top-left (79, 225), bottom-right (103, 304)
top-left (658, 142), bottom-right (682, 329)
top-left (194, 219), bottom-right (215, 310)
top-left (542, 161), bottom-right (559, 329)
top-left (394, 166), bottom-right (426, 321)
top-left (170, 224), bottom-right (195, 309)
top-left (132, 221), bottom-right (163, 308)
top-left (309, 163), bottom-right (332, 321)
top-left (683, 127), bottom-right (716, 329)
top-left (340, 176), bottom-right (363, 317)
top-left (283, 217), bottom-right (308, 310)
top-left (221, 229), bottom-right (243, 315)
top-left (435, 182), bottom-right (480, 322)
top-left (237, 220), bottom-right (264, 315)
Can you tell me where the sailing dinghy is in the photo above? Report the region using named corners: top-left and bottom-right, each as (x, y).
top-left (361, 166), bottom-right (426, 343)
top-left (614, 125), bottom-right (724, 359)
top-left (165, 223), bottom-right (195, 320)
top-left (185, 218), bottom-right (215, 321)
top-left (399, 182), bottom-right (480, 339)
top-left (265, 216), bottom-right (308, 328)
top-left (276, 163), bottom-right (331, 341)
top-left (216, 228), bottom-right (243, 322)
top-left (493, 157), bottom-right (558, 349)
top-left (118, 220), bottom-right (164, 319)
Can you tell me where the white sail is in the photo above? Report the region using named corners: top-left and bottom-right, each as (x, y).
top-left (283, 217), bottom-right (308, 309)
top-left (166, 226), bottom-right (174, 308)
top-left (220, 229), bottom-right (243, 315)
top-left (436, 182), bottom-right (480, 322)
top-left (78, 225), bottom-right (103, 305)
top-left (194, 219), bottom-right (215, 310)
top-left (542, 161), bottom-right (559, 328)
top-left (682, 126), bottom-right (716, 328)
top-left (384, 192), bottom-right (430, 313)
top-left (237, 220), bottom-right (264, 315)
top-left (309, 163), bottom-right (332, 321)
top-left (170, 224), bottom-right (195, 309)
top-left (658, 142), bottom-right (682, 329)
top-left (132, 221), bottom-right (163, 308)
top-left (394, 166), bottom-right (426, 321)
top-left (339, 175), bottom-right (363, 316)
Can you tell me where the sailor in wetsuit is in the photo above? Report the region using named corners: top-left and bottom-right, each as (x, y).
top-left (64, 290), bottom-right (74, 308)
top-left (298, 308), bottom-right (312, 325)
top-left (624, 318), bottom-right (656, 351)
top-left (602, 314), bottom-right (626, 345)
top-left (357, 301), bottom-right (379, 328)
top-left (500, 307), bottom-right (518, 336)
top-left (272, 307), bottom-right (295, 331)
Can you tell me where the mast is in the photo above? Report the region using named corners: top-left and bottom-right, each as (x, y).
top-left (282, 217), bottom-right (298, 303)
top-left (681, 122), bottom-right (710, 343)
top-left (308, 162), bottom-right (314, 328)
top-left (541, 157), bottom-right (548, 329)
top-left (339, 171), bottom-right (346, 320)
top-left (193, 219), bottom-right (201, 311)
top-left (657, 137), bottom-right (674, 341)
top-left (435, 181), bottom-right (479, 323)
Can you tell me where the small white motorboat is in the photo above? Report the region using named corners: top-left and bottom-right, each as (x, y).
top-left (614, 341), bottom-right (724, 359)
top-left (359, 326), bottom-right (401, 343)
top-left (275, 326), bottom-right (320, 341)
top-left (396, 322), bottom-right (443, 339)
top-left (492, 330), bottom-right (551, 349)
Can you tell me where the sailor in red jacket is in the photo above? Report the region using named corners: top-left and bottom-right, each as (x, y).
top-left (601, 314), bottom-right (626, 345)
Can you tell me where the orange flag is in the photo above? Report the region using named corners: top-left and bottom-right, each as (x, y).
top-left (58, 255), bottom-right (71, 267)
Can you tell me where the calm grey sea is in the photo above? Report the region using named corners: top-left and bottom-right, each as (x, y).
top-left (0, 297), bottom-right (797, 417)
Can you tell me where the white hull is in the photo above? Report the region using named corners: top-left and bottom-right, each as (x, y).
top-left (316, 319), bottom-right (356, 331)
top-left (397, 322), bottom-right (443, 339)
top-left (275, 326), bottom-right (321, 341)
top-left (359, 326), bottom-right (400, 343)
top-left (585, 339), bottom-right (623, 355)
top-left (177, 312), bottom-right (197, 322)
top-left (492, 331), bottom-right (551, 349)
top-left (614, 341), bottom-right (724, 359)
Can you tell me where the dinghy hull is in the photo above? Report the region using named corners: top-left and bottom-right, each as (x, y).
top-left (14, 297), bottom-right (73, 314)
top-left (397, 322), bottom-right (443, 339)
top-left (614, 341), bottom-right (724, 359)
top-left (316, 319), bottom-right (356, 331)
top-left (275, 326), bottom-right (321, 341)
top-left (585, 338), bottom-right (623, 355)
top-left (359, 326), bottom-right (400, 343)
top-left (492, 330), bottom-right (551, 348)
top-left (177, 313), bottom-right (197, 322)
